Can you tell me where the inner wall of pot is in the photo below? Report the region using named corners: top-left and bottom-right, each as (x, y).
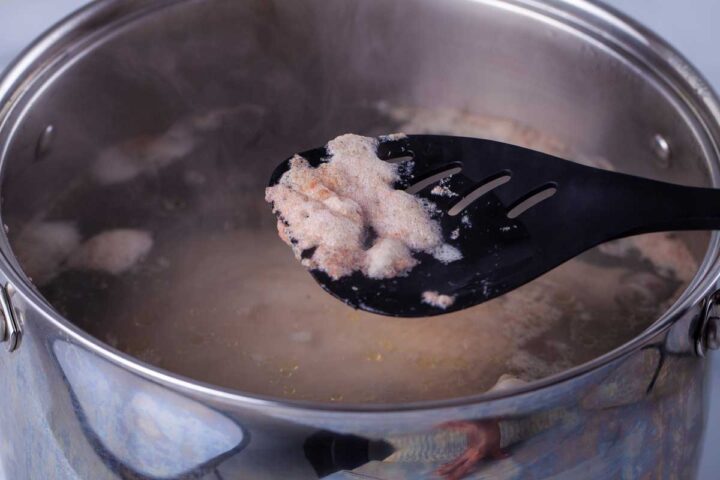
top-left (0, 0), bottom-right (713, 403)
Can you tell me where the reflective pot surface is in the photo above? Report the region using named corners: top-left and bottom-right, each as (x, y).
top-left (1, 0), bottom-right (720, 478)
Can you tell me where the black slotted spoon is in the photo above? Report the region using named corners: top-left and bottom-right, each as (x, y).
top-left (268, 135), bottom-right (719, 317)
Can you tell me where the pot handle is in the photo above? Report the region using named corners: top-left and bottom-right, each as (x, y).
top-left (696, 290), bottom-right (720, 356)
top-left (0, 283), bottom-right (21, 352)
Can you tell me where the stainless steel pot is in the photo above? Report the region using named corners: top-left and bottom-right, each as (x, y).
top-left (1, 0), bottom-right (720, 478)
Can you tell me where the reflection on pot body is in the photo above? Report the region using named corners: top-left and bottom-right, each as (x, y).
top-left (0, 0), bottom-right (718, 479)
top-left (0, 306), bottom-right (704, 479)
top-left (53, 341), bottom-right (246, 478)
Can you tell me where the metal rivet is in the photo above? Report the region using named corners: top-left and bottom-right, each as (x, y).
top-left (34, 124), bottom-right (55, 162)
top-left (652, 134), bottom-right (671, 168)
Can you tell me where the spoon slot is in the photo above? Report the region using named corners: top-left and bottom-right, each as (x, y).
top-left (448, 172), bottom-right (512, 216)
top-left (507, 183), bottom-right (558, 219)
top-left (405, 165), bottom-right (463, 194)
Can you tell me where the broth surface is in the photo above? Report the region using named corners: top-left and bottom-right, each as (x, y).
top-left (13, 106), bottom-right (698, 403)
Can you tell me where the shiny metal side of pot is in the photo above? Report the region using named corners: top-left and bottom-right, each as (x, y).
top-left (1, 0), bottom-right (720, 478)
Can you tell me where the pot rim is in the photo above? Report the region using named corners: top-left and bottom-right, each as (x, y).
top-left (1, 0), bottom-right (720, 414)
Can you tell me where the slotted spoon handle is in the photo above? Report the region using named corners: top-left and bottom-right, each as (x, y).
top-left (575, 168), bottom-right (720, 238)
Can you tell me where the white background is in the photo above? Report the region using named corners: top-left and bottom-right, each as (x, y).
top-left (0, 0), bottom-right (718, 477)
